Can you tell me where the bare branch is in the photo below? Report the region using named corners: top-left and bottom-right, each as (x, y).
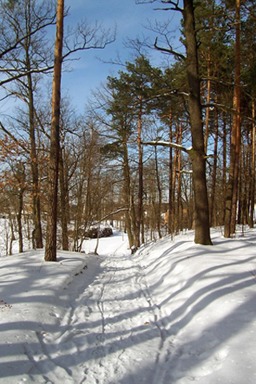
top-left (136, 0), bottom-right (183, 12)
top-left (95, 207), bottom-right (129, 225)
top-left (0, 17), bottom-right (56, 60)
top-left (0, 66), bottom-right (54, 87)
top-left (160, 1), bottom-right (183, 12)
top-left (62, 20), bottom-right (116, 60)
top-left (154, 37), bottom-right (185, 60)
top-left (0, 121), bottom-right (29, 153)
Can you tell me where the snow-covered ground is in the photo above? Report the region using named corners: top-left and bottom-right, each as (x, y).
top-left (0, 228), bottom-right (255, 384)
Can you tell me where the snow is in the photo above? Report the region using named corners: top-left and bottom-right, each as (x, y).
top-left (0, 228), bottom-right (256, 384)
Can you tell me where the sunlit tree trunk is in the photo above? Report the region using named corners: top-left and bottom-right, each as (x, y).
top-left (210, 107), bottom-right (219, 226)
top-left (59, 146), bottom-right (69, 250)
top-left (137, 97), bottom-right (144, 246)
top-left (173, 123), bottom-right (182, 233)
top-left (16, 163), bottom-right (26, 253)
top-left (168, 115), bottom-right (174, 235)
top-left (45, 0), bottom-right (64, 261)
top-left (19, 0), bottom-right (44, 248)
top-left (28, 85), bottom-right (43, 248)
top-left (154, 146), bottom-right (162, 238)
top-left (249, 100), bottom-right (256, 227)
top-left (224, 0), bottom-right (241, 237)
top-left (204, 49), bottom-right (211, 151)
top-left (183, 0), bottom-right (212, 245)
top-left (122, 137), bottom-right (135, 248)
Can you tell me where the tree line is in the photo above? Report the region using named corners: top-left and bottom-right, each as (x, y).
top-left (0, 0), bottom-right (255, 258)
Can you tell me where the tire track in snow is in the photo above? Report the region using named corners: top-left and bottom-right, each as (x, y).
top-left (21, 255), bottom-right (103, 383)
top-left (23, 237), bottom-right (173, 383)
top-left (83, 238), bottom-right (195, 383)
top-left (80, 242), bottom-right (164, 384)
top-left (132, 256), bottom-right (172, 383)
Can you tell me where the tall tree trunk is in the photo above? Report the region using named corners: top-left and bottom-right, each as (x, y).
top-left (59, 146), bottom-right (69, 250)
top-left (224, 0), bottom-right (241, 237)
top-left (17, 188), bottom-right (24, 253)
top-left (204, 49), bottom-right (211, 150)
top-left (222, 115), bottom-right (227, 225)
top-left (168, 115), bottom-right (174, 235)
top-left (8, 213), bottom-right (15, 256)
top-left (154, 146), bottom-right (162, 238)
top-left (183, 0), bottom-right (212, 245)
top-left (73, 179), bottom-right (85, 251)
top-left (210, 107), bottom-right (218, 226)
top-left (176, 123), bottom-right (182, 232)
top-left (176, 155), bottom-right (182, 232)
top-left (137, 99), bottom-right (144, 246)
top-left (230, 0), bottom-right (241, 235)
top-left (122, 138), bottom-right (135, 248)
top-left (249, 100), bottom-right (256, 227)
top-left (24, 6), bottom-right (43, 248)
top-left (27, 72), bottom-right (43, 248)
top-left (45, 0), bottom-right (64, 261)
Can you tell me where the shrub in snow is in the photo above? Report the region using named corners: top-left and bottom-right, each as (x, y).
top-left (101, 227), bottom-right (113, 237)
top-left (84, 226), bottom-right (113, 239)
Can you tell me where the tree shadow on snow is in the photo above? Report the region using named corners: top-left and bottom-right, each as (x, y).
top-left (0, 237), bottom-right (256, 383)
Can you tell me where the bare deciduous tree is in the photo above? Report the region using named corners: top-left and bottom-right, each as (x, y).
top-left (45, 0), bottom-right (64, 262)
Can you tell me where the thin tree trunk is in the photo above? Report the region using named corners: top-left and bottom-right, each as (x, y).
top-left (249, 100), bottom-right (256, 227)
top-left (204, 50), bottom-right (211, 150)
top-left (73, 179), bottom-right (85, 251)
top-left (210, 108), bottom-right (218, 226)
top-left (154, 146), bottom-right (162, 238)
top-left (137, 98), bottom-right (144, 246)
top-left (172, 125), bottom-right (179, 232)
top-left (45, 0), bottom-right (64, 261)
top-left (123, 139), bottom-right (135, 248)
top-left (25, 37), bottom-right (43, 248)
top-left (173, 124), bottom-right (182, 233)
top-left (28, 80), bottom-right (43, 248)
top-left (224, 0), bottom-right (241, 237)
top-left (230, 0), bottom-right (241, 235)
top-left (177, 152), bottom-right (183, 231)
top-left (59, 146), bottom-right (69, 250)
top-left (168, 115), bottom-right (173, 235)
top-left (17, 188), bottom-right (24, 253)
top-left (222, 116), bottom-right (227, 225)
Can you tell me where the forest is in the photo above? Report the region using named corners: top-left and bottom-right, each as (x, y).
top-left (0, 0), bottom-right (255, 259)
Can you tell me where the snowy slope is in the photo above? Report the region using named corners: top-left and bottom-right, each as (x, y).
top-left (0, 229), bottom-right (255, 383)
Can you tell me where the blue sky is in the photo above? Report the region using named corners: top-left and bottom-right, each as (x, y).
top-left (63, 0), bottom-right (182, 112)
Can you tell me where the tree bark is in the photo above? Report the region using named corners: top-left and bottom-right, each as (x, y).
top-left (168, 115), bottom-right (174, 235)
top-left (137, 97), bottom-right (144, 246)
top-left (17, 187), bottom-right (24, 253)
top-left (209, 106), bottom-right (218, 226)
top-left (204, 49), bottom-right (211, 151)
top-left (45, 0), bottom-right (64, 261)
top-left (249, 100), bottom-right (256, 227)
top-left (222, 115), bottom-right (227, 225)
top-left (183, 0), bottom-right (212, 245)
top-left (175, 123), bottom-right (182, 232)
top-left (122, 137), bottom-right (135, 248)
top-left (154, 146), bottom-right (162, 238)
top-left (224, 0), bottom-right (241, 237)
top-left (26, 68), bottom-right (43, 248)
top-left (59, 146), bottom-right (69, 250)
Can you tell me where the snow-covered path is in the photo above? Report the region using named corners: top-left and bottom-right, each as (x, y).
top-left (26, 240), bottom-right (170, 384)
top-left (1, 229), bottom-right (256, 384)
top-left (0, 235), bottom-right (169, 384)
